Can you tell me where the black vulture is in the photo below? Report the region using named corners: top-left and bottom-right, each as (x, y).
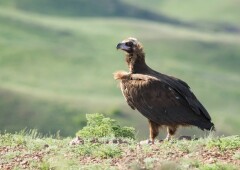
top-left (114, 37), bottom-right (215, 144)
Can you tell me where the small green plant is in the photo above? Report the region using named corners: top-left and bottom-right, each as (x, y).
top-left (233, 152), bottom-right (240, 160)
top-left (2, 151), bottom-right (21, 161)
top-left (76, 113), bottom-right (135, 139)
top-left (176, 141), bottom-right (191, 153)
top-left (207, 135), bottom-right (240, 151)
top-left (199, 163), bottom-right (238, 170)
top-left (75, 143), bottom-right (98, 156)
top-left (0, 133), bottom-right (26, 146)
top-left (94, 144), bottom-right (122, 158)
top-left (143, 157), bottom-right (158, 169)
top-left (75, 142), bottom-right (122, 158)
top-left (187, 159), bottom-right (201, 169)
top-left (38, 160), bottom-right (51, 170)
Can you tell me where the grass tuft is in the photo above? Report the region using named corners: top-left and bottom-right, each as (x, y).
top-left (207, 135), bottom-right (240, 151)
top-left (200, 163), bottom-right (238, 170)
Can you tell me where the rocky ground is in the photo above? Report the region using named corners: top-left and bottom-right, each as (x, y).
top-left (0, 133), bottom-right (239, 170)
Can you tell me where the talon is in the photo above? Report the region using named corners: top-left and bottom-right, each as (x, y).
top-left (148, 139), bottom-right (154, 144)
top-left (165, 136), bottom-right (171, 141)
top-left (140, 139), bottom-right (154, 145)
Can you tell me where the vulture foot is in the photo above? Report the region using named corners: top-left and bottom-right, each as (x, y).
top-left (164, 134), bottom-right (175, 141)
top-left (139, 139), bottom-right (154, 145)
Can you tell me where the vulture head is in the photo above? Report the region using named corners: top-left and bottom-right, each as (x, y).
top-left (116, 37), bottom-right (143, 55)
top-left (116, 37), bottom-right (147, 73)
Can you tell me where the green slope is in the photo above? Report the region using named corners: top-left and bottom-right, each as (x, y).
top-left (1, 0), bottom-right (240, 33)
top-left (0, 6), bottom-right (239, 138)
top-left (123, 0), bottom-right (240, 26)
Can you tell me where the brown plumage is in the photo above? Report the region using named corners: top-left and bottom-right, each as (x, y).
top-left (114, 37), bottom-right (215, 144)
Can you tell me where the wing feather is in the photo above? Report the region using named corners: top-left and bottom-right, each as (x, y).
top-left (158, 73), bottom-right (211, 120)
top-left (120, 73), bottom-right (211, 126)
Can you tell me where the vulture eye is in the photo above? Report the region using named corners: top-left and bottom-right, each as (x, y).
top-left (126, 42), bottom-right (133, 47)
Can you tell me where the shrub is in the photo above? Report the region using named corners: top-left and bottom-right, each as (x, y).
top-left (76, 113), bottom-right (135, 139)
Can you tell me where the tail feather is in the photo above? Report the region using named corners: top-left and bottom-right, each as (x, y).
top-left (192, 120), bottom-right (215, 131)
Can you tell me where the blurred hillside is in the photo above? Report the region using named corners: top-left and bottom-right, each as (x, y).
top-left (0, 0), bottom-right (239, 139)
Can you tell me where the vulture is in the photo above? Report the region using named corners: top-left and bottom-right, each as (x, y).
top-left (114, 37), bottom-right (215, 144)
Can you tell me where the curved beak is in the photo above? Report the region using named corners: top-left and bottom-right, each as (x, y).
top-left (116, 42), bottom-right (130, 51)
top-left (116, 43), bottom-right (122, 49)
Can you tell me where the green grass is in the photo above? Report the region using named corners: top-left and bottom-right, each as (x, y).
top-left (122, 0), bottom-right (240, 26)
top-left (0, 1), bottom-right (239, 138)
top-left (0, 127), bottom-right (239, 169)
top-left (207, 135), bottom-right (240, 151)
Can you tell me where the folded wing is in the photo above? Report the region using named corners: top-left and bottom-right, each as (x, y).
top-left (120, 74), bottom-right (214, 130)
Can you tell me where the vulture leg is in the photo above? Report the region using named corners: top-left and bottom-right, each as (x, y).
top-left (148, 120), bottom-right (160, 144)
top-left (165, 126), bottom-right (178, 141)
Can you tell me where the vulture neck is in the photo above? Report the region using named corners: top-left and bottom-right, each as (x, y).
top-left (126, 52), bottom-right (149, 74)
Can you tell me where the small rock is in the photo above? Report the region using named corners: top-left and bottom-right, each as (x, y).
top-left (69, 136), bottom-right (84, 145)
top-left (206, 157), bottom-right (216, 164)
top-left (139, 139), bottom-right (153, 145)
top-left (44, 144), bottom-right (49, 148)
top-left (112, 139), bottom-right (118, 144)
top-left (90, 138), bottom-right (99, 143)
top-left (33, 156), bottom-right (40, 160)
top-left (20, 160), bottom-right (28, 165)
top-left (178, 136), bottom-right (192, 140)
